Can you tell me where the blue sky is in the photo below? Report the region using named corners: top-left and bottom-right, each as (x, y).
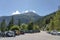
top-left (0, 0), bottom-right (60, 16)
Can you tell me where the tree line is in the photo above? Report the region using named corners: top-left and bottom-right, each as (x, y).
top-left (36, 9), bottom-right (60, 31)
top-left (0, 16), bottom-right (40, 31)
top-left (47, 10), bottom-right (60, 31)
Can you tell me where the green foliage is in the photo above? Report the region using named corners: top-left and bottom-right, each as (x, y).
top-left (53, 10), bottom-right (60, 31)
top-left (36, 10), bottom-right (60, 31)
top-left (18, 19), bottom-right (21, 26)
top-left (0, 19), bottom-right (6, 31)
top-left (28, 22), bottom-right (34, 30)
top-left (20, 24), bottom-right (28, 30)
top-left (10, 25), bottom-right (20, 31)
top-left (33, 24), bottom-right (40, 30)
top-left (8, 16), bottom-right (14, 30)
top-left (36, 12), bottom-right (56, 30)
top-left (47, 10), bottom-right (60, 31)
top-left (46, 27), bottom-right (49, 31)
top-left (48, 19), bottom-right (54, 31)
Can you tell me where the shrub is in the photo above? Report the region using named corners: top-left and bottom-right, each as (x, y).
top-left (10, 25), bottom-right (20, 31)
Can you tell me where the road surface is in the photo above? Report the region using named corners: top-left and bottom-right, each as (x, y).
top-left (0, 31), bottom-right (60, 40)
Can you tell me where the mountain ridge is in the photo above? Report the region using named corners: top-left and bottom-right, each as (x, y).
top-left (0, 12), bottom-right (41, 25)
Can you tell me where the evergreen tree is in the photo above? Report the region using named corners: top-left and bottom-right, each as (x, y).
top-left (49, 19), bottom-right (54, 31)
top-left (18, 19), bottom-right (21, 26)
top-left (0, 19), bottom-right (6, 31)
top-left (8, 16), bottom-right (14, 30)
top-left (28, 22), bottom-right (33, 30)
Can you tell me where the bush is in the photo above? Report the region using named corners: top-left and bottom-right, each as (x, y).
top-left (10, 25), bottom-right (20, 31)
top-left (33, 25), bottom-right (40, 30)
top-left (20, 24), bottom-right (28, 30)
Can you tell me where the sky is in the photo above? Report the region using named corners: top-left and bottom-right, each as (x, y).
top-left (0, 0), bottom-right (60, 16)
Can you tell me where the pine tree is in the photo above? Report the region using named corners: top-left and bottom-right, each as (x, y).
top-left (1, 19), bottom-right (6, 31)
top-left (49, 19), bottom-right (54, 31)
top-left (28, 22), bottom-right (33, 30)
top-left (8, 16), bottom-right (14, 30)
top-left (18, 19), bottom-right (21, 26)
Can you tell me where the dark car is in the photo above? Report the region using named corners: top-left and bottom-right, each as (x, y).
top-left (23, 30), bottom-right (32, 33)
top-left (0, 31), bottom-right (2, 37)
top-left (0, 31), bottom-right (7, 37)
top-left (47, 31), bottom-right (51, 34)
top-left (0, 31), bottom-right (8, 37)
top-left (24, 30), bottom-right (29, 33)
top-left (24, 30), bottom-right (40, 33)
top-left (20, 30), bottom-right (24, 34)
top-left (33, 30), bottom-right (40, 33)
top-left (26, 30), bottom-right (34, 33)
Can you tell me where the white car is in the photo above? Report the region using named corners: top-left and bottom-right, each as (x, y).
top-left (6, 31), bottom-right (15, 37)
top-left (51, 30), bottom-right (60, 35)
top-left (51, 31), bottom-right (57, 35)
top-left (57, 32), bottom-right (60, 35)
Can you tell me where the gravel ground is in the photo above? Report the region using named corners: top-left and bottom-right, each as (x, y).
top-left (0, 31), bottom-right (60, 40)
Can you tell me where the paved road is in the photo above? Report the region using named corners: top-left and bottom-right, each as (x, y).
top-left (0, 31), bottom-right (60, 40)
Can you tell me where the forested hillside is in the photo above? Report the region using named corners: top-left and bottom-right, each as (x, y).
top-left (36, 12), bottom-right (56, 28)
top-left (36, 10), bottom-right (60, 31)
top-left (47, 10), bottom-right (60, 31)
top-left (0, 12), bottom-right (41, 31)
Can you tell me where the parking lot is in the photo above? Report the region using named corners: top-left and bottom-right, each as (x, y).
top-left (0, 31), bottom-right (60, 40)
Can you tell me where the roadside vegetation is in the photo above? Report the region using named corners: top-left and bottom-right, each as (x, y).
top-left (0, 16), bottom-right (40, 33)
top-left (36, 9), bottom-right (60, 32)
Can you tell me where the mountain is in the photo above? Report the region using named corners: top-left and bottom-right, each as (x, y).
top-left (0, 12), bottom-right (41, 25)
top-left (36, 12), bottom-right (56, 28)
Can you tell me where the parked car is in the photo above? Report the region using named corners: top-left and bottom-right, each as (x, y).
top-left (14, 30), bottom-right (20, 35)
top-left (20, 30), bottom-right (24, 34)
top-left (24, 30), bottom-right (40, 33)
top-left (47, 30), bottom-right (60, 35)
top-left (0, 31), bottom-right (2, 37)
top-left (23, 30), bottom-right (32, 33)
top-left (4, 31), bottom-right (8, 37)
top-left (29, 30), bottom-right (33, 33)
top-left (47, 31), bottom-right (51, 34)
top-left (0, 31), bottom-right (8, 37)
top-left (24, 30), bottom-right (29, 33)
top-left (6, 31), bottom-right (15, 37)
top-left (51, 32), bottom-right (57, 35)
top-left (1, 32), bottom-right (5, 37)
top-left (33, 30), bottom-right (40, 33)
top-left (57, 32), bottom-right (60, 35)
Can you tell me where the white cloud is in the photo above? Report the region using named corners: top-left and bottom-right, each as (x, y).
top-left (24, 10), bottom-right (29, 13)
top-left (32, 10), bottom-right (36, 13)
top-left (23, 10), bottom-right (36, 13)
top-left (12, 10), bottom-right (21, 15)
